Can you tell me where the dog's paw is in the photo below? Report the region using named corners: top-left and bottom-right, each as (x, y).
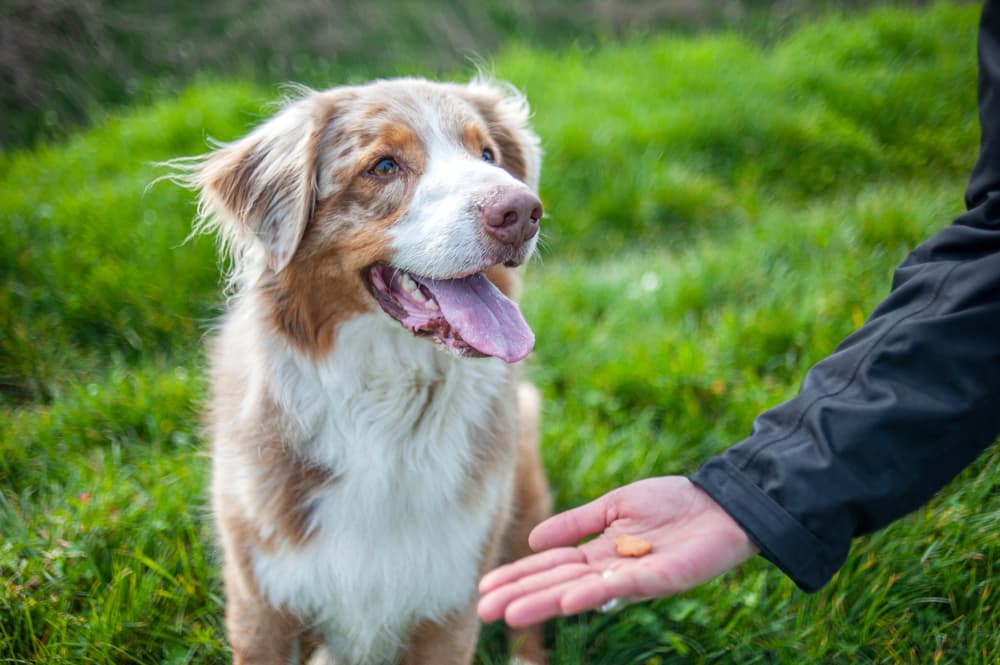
top-left (305, 647), bottom-right (334, 665)
top-left (511, 657), bottom-right (546, 665)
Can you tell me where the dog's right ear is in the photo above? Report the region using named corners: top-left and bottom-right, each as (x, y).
top-left (186, 90), bottom-right (331, 274)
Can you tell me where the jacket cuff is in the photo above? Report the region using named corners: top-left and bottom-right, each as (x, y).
top-left (690, 457), bottom-right (845, 592)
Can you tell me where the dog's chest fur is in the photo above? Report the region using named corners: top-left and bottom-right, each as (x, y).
top-left (213, 302), bottom-right (518, 663)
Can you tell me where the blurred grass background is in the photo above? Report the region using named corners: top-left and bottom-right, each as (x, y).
top-left (2, 1), bottom-right (999, 663)
top-left (1, 0), bottom-right (935, 150)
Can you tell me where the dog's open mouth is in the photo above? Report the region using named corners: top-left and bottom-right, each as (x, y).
top-left (365, 264), bottom-right (534, 363)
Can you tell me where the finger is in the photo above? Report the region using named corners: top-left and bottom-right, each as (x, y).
top-left (477, 559), bottom-right (592, 623)
top-left (479, 547), bottom-right (586, 595)
top-left (501, 563), bottom-right (647, 627)
top-left (560, 564), bottom-right (659, 615)
top-left (502, 572), bottom-right (605, 628)
top-left (528, 492), bottom-right (616, 551)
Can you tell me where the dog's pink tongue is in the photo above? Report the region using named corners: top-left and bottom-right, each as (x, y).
top-left (418, 273), bottom-right (534, 363)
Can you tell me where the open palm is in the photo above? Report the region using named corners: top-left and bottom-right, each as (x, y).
top-left (478, 476), bottom-right (758, 627)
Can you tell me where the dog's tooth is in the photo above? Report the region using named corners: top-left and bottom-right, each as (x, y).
top-left (400, 274), bottom-right (418, 293)
top-left (411, 289), bottom-right (427, 303)
top-left (425, 299), bottom-right (439, 310)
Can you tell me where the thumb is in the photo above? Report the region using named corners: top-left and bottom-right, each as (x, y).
top-left (528, 491), bottom-right (617, 551)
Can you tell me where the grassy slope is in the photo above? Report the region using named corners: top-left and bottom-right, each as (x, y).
top-left (2, 2), bottom-right (997, 663)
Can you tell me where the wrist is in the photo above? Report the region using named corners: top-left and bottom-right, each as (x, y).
top-left (690, 480), bottom-right (760, 559)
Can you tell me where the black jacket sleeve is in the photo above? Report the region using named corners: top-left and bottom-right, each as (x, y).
top-left (690, 0), bottom-right (1000, 592)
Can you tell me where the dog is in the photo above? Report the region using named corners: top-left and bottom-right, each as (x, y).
top-left (173, 77), bottom-right (551, 665)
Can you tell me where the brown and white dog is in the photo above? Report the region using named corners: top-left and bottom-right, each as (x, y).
top-left (175, 78), bottom-right (551, 664)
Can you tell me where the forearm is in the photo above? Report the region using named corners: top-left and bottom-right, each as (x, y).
top-left (693, 0), bottom-right (1000, 594)
top-left (693, 202), bottom-right (1000, 591)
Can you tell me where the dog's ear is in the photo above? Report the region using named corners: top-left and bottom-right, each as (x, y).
top-left (458, 79), bottom-right (542, 192)
top-left (193, 91), bottom-right (331, 274)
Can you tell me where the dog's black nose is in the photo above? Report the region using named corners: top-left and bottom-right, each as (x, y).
top-left (481, 187), bottom-right (542, 247)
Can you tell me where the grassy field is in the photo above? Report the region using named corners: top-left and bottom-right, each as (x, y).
top-left (2, 2), bottom-right (999, 663)
top-left (1, 0), bottom-right (909, 150)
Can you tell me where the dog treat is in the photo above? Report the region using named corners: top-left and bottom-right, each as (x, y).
top-left (614, 534), bottom-right (652, 557)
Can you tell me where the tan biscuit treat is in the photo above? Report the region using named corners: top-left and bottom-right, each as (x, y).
top-left (614, 534), bottom-right (653, 557)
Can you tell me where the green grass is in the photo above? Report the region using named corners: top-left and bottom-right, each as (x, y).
top-left (1, 0), bottom-right (916, 150)
top-left (2, 2), bottom-right (998, 663)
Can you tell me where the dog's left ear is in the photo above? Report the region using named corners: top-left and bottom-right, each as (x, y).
top-left (457, 79), bottom-right (543, 192)
top-left (194, 91), bottom-right (332, 273)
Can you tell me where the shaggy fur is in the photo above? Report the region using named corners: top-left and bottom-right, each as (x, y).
top-left (171, 77), bottom-right (551, 665)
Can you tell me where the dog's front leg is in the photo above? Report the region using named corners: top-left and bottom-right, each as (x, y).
top-left (503, 383), bottom-right (551, 665)
top-left (223, 560), bottom-right (306, 665)
top-left (400, 604), bottom-right (481, 665)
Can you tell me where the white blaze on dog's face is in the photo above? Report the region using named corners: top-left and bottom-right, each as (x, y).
top-left (193, 78), bottom-right (542, 363)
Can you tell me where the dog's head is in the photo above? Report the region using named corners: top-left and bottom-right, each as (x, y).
top-left (185, 78), bottom-right (542, 362)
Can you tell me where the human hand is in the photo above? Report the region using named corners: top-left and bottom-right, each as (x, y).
top-left (478, 476), bottom-right (758, 627)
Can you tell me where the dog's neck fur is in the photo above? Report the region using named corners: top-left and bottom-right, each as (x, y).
top-left (219, 289), bottom-right (518, 663)
top-left (263, 297), bottom-right (508, 449)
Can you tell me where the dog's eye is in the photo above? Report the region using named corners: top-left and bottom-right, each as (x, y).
top-left (369, 157), bottom-right (399, 177)
top-left (481, 148), bottom-right (495, 164)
